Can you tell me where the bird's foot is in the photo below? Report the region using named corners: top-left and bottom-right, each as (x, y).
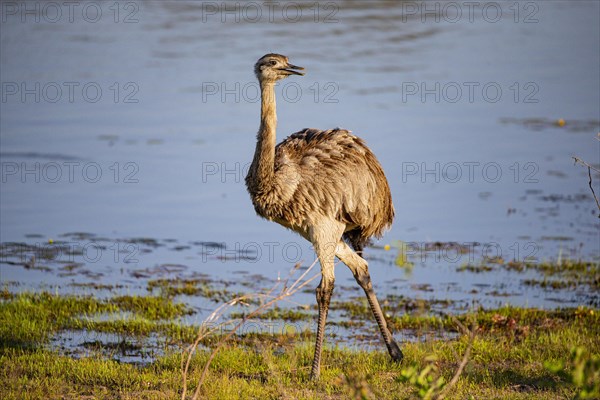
top-left (388, 341), bottom-right (404, 363)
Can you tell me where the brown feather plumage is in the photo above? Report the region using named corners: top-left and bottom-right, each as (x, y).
top-left (247, 127), bottom-right (394, 251)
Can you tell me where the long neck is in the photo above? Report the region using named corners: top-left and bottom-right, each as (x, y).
top-left (250, 80), bottom-right (277, 190)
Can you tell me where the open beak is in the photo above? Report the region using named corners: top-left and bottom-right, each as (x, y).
top-left (280, 64), bottom-right (305, 76)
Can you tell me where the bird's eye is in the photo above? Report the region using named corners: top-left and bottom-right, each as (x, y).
top-left (269, 60), bottom-right (277, 66)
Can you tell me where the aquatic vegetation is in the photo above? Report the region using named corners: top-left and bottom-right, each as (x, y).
top-left (1, 240), bottom-right (598, 398)
top-left (147, 277), bottom-right (240, 303)
top-left (1, 290), bottom-right (598, 399)
top-left (0, 292), bottom-right (192, 348)
top-left (0, 297), bottom-right (597, 398)
top-left (230, 306), bottom-right (312, 322)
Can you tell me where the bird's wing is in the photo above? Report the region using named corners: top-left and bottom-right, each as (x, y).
top-left (274, 128), bottom-right (394, 238)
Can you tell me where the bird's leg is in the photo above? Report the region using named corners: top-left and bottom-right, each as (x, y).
top-left (336, 241), bottom-right (403, 362)
top-left (359, 272), bottom-right (403, 361)
top-left (309, 229), bottom-right (340, 381)
top-left (310, 272), bottom-right (334, 381)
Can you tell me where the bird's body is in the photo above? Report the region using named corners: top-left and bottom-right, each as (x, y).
top-left (247, 127), bottom-right (394, 250)
top-left (246, 54), bottom-right (402, 380)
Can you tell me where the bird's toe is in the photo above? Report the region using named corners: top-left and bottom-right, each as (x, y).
top-left (388, 341), bottom-right (404, 363)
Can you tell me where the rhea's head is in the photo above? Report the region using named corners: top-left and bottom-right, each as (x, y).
top-left (254, 53), bottom-right (305, 83)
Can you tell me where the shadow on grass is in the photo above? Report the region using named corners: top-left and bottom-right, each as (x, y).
top-left (468, 367), bottom-right (569, 393)
top-left (0, 338), bottom-right (41, 352)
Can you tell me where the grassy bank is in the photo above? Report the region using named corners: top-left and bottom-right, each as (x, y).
top-left (0, 291), bottom-right (598, 399)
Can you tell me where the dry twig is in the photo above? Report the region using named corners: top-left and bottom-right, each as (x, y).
top-left (435, 318), bottom-right (477, 400)
top-left (180, 259), bottom-right (320, 400)
top-left (572, 156), bottom-right (600, 217)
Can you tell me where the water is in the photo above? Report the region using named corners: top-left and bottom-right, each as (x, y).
top-left (1, 1), bottom-right (599, 322)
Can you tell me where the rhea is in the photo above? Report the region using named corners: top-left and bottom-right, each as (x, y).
top-left (245, 54), bottom-right (403, 380)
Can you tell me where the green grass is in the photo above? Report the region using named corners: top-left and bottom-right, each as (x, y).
top-left (506, 260), bottom-right (599, 289)
top-left (0, 292), bottom-right (194, 348)
top-left (1, 291), bottom-right (599, 399)
top-left (230, 306), bottom-right (312, 322)
top-left (147, 277), bottom-right (249, 303)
